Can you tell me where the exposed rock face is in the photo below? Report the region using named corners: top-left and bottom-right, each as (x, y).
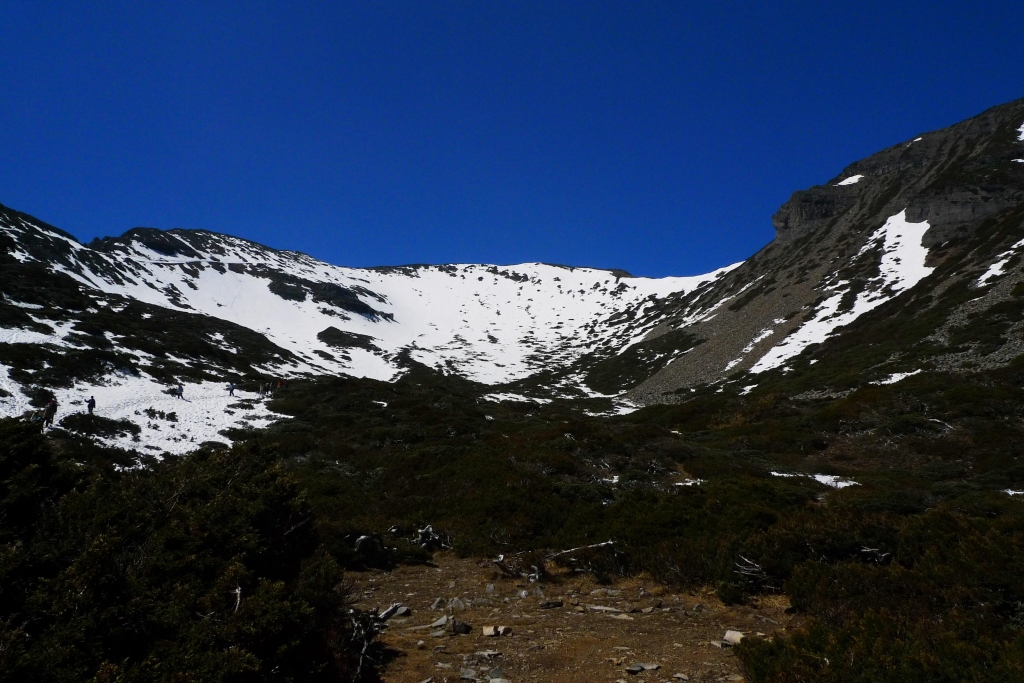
top-left (623, 97), bottom-right (1024, 402)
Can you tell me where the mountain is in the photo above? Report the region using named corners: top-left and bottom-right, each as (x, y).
top-left (2, 97), bottom-right (1024, 453)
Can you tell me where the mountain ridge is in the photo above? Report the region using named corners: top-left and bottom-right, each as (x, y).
top-left (3, 97), bottom-right (1024, 453)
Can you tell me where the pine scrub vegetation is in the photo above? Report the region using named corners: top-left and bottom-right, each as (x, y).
top-left (0, 419), bottom-right (378, 683)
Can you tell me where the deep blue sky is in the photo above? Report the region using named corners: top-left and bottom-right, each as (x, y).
top-left (2, 2), bottom-right (1022, 277)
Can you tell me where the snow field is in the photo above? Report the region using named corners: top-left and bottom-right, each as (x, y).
top-left (0, 365), bottom-right (280, 455)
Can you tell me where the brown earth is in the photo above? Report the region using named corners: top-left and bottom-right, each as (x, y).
top-left (351, 553), bottom-right (804, 683)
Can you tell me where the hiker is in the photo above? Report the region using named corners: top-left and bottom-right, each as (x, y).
top-left (42, 398), bottom-right (58, 429)
top-left (228, 382), bottom-right (235, 397)
top-left (86, 396), bottom-right (96, 415)
top-left (177, 383), bottom-right (184, 400)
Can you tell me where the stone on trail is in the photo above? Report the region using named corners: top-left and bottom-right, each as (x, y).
top-left (723, 630), bottom-right (745, 646)
top-left (430, 615), bottom-right (450, 628)
top-left (485, 583), bottom-right (495, 594)
top-left (451, 620), bottom-right (473, 635)
top-left (482, 625), bottom-right (512, 637)
top-left (449, 597), bottom-right (467, 611)
top-left (431, 597), bottom-right (445, 610)
top-left (539, 598), bottom-right (563, 609)
top-left (487, 666), bottom-right (506, 680)
top-left (625, 663), bottom-right (645, 674)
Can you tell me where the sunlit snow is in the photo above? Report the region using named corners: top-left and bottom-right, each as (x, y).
top-left (750, 210), bottom-right (934, 374)
top-left (835, 174), bottom-right (864, 186)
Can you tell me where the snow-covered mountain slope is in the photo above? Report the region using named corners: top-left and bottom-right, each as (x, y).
top-left (3, 96), bottom-right (1024, 452)
top-left (0, 203), bottom-right (741, 450)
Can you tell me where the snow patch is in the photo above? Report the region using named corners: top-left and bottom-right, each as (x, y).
top-left (771, 471), bottom-right (859, 489)
top-left (835, 174), bottom-right (864, 186)
top-left (750, 210), bottom-right (933, 374)
top-left (977, 237), bottom-right (1024, 285)
top-left (873, 370), bottom-right (921, 385)
top-left (0, 370), bottom-right (281, 455)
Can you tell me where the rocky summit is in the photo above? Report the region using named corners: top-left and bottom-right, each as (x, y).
top-left (3, 97), bottom-right (1024, 452)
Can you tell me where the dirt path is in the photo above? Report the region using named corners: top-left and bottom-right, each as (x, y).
top-left (350, 553), bottom-right (801, 683)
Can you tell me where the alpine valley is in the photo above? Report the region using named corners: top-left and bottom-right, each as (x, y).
top-left (3, 99), bottom-right (1024, 683)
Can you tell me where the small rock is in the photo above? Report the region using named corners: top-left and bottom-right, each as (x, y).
top-left (610, 614), bottom-right (635, 621)
top-left (459, 668), bottom-right (478, 681)
top-left (431, 616), bottom-right (450, 628)
top-left (431, 598), bottom-right (445, 610)
top-left (518, 590), bottom-right (529, 599)
top-left (487, 666), bottom-right (507, 680)
top-left (625, 663), bottom-right (645, 674)
top-left (482, 626), bottom-right (499, 637)
top-left (723, 630), bottom-right (745, 646)
top-left (672, 675), bottom-right (690, 681)
top-left (640, 606), bottom-right (655, 614)
top-left (727, 675), bottom-right (744, 681)
top-left (692, 603), bottom-right (706, 613)
top-left (419, 678), bottom-right (435, 683)
top-left (586, 604), bottom-right (622, 613)
top-left (590, 588), bottom-right (608, 596)
top-left (435, 662), bottom-right (452, 668)
top-left (430, 629), bottom-right (447, 638)
top-left (474, 650), bottom-right (501, 658)
top-left (449, 597), bottom-right (467, 611)
top-left (451, 620), bottom-right (473, 635)
top-left (526, 644), bottom-right (545, 651)
top-left (640, 663), bottom-right (660, 671)
top-left (486, 583), bottom-right (495, 595)
top-left (539, 599), bottom-right (563, 609)
top-left (416, 640), bottom-right (426, 649)
top-left (394, 605), bottom-right (413, 617)
top-left (709, 640), bottom-right (727, 649)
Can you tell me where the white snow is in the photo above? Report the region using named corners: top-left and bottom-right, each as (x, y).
top-left (913, 137), bottom-right (923, 142)
top-left (0, 367), bottom-right (280, 455)
top-left (835, 174), bottom-right (864, 186)
top-left (770, 471), bottom-right (859, 489)
top-left (1018, 121), bottom-right (1024, 142)
top-left (3, 218), bottom-right (736, 386)
top-left (1006, 490), bottom-right (1024, 497)
top-left (674, 478), bottom-right (704, 487)
top-left (873, 370), bottom-right (921, 385)
top-left (977, 237), bottom-right (1024, 285)
top-left (1014, 159), bottom-right (1024, 164)
top-left (750, 210), bottom-right (934, 374)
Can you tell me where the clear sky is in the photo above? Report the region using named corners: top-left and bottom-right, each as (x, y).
top-left (2, 2), bottom-right (1022, 277)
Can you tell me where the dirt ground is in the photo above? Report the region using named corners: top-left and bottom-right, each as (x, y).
top-left (350, 552), bottom-right (802, 683)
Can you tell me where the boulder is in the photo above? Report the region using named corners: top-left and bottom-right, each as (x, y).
top-left (723, 630), bottom-right (745, 646)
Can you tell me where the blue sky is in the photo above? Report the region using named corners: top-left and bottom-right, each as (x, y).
top-left (2, 2), bottom-right (1022, 277)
